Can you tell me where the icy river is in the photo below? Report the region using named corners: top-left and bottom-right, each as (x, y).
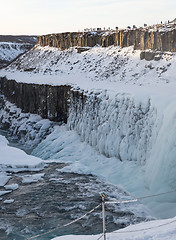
top-left (0, 130), bottom-right (150, 240)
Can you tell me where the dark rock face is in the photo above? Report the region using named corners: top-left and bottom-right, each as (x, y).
top-left (76, 47), bottom-right (90, 53)
top-left (0, 60), bottom-right (9, 69)
top-left (0, 77), bottom-right (71, 123)
top-left (37, 32), bottom-right (115, 50)
top-left (140, 51), bottom-right (155, 61)
top-left (140, 51), bottom-right (145, 60)
top-left (140, 50), bottom-right (166, 61)
top-left (37, 29), bottom-right (176, 52)
top-left (144, 51), bottom-right (155, 61)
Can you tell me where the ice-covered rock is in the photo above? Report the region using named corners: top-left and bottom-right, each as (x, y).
top-left (0, 99), bottom-right (54, 148)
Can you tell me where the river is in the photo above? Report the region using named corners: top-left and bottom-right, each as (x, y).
top-left (0, 131), bottom-right (149, 240)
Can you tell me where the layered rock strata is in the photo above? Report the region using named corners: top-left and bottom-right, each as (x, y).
top-left (37, 29), bottom-right (176, 52)
top-left (0, 77), bottom-right (71, 123)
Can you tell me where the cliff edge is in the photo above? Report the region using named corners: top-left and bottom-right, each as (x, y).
top-left (37, 20), bottom-right (176, 52)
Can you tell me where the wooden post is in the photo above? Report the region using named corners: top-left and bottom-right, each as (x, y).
top-left (102, 196), bottom-right (106, 240)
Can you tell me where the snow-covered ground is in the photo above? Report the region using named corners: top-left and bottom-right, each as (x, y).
top-left (0, 42), bottom-right (32, 63)
top-left (1, 45), bottom-right (175, 87)
top-left (0, 135), bottom-right (44, 174)
top-left (52, 216), bottom-right (176, 240)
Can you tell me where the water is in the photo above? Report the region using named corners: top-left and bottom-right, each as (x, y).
top-left (0, 132), bottom-right (149, 240)
top-left (0, 130), bottom-right (33, 155)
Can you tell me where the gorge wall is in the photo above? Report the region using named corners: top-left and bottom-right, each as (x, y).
top-left (68, 90), bottom-right (157, 164)
top-left (0, 77), bottom-right (71, 123)
top-left (37, 28), bottom-right (176, 52)
top-left (0, 76), bottom-right (158, 164)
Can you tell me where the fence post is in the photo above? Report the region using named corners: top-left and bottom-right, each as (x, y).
top-left (102, 196), bottom-right (106, 240)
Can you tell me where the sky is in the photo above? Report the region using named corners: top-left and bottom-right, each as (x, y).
top-left (0, 0), bottom-right (176, 35)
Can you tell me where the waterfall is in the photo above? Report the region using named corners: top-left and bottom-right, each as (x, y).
top-left (68, 91), bottom-right (158, 165)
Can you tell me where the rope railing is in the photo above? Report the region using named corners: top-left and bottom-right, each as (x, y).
top-left (96, 217), bottom-right (176, 240)
top-left (105, 189), bottom-right (176, 205)
top-left (26, 203), bottom-right (101, 240)
top-left (26, 189), bottom-right (176, 240)
top-left (105, 199), bottom-right (138, 204)
top-left (111, 217), bottom-right (176, 234)
top-left (96, 233), bottom-right (104, 240)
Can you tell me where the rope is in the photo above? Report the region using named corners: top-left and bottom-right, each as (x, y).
top-left (104, 190), bottom-right (176, 236)
top-left (138, 190), bottom-right (176, 200)
top-left (105, 189), bottom-right (176, 205)
top-left (96, 233), bottom-right (104, 240)
top-left (105, 199), bottom-right (138, 204)
top-left (26, 189), bottom-right (176, 239)
top-left (111, 218), bottom-right (176, 234)
top-left (26, 203), bottom-right (101, 240)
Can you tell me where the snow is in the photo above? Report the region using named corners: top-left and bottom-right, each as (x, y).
top-left (0, 173), bottom-right (11, 187)
top-left (4, 184), bottom-right (19, 191)
top-left (52, 216), bottom-right (176, 240)
top-left (0, 190), bottom-right (11, 196)
top-left (0, 135), bottom-right (44, 172)
top-left (0, 42), bottom-right (31, 62)
top-left (0, 134), bottom-right (44, 197)
top-left (0, 133), bottom-right (46, 216)
top-left (21, 173), bottom-right (45, 184)
top-left (3, 199), bottom-right (14, 204)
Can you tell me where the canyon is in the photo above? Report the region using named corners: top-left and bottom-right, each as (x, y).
top-left (1, 19), bottom-right (176, 239)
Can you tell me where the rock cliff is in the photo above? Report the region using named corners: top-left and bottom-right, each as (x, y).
top-left (37, 27), bottom-right (176, 52)
top-left (37, 31), bottom-right (115, 50)
top-left (0, 77), bottom-right (71, 123)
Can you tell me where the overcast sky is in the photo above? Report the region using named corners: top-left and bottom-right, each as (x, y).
top-left (0, 0), bottom-right (175, 35)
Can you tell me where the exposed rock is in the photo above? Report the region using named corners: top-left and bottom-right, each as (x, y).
top-left (140, 51), bottom-right (145, 60)
top-left (140, 50), bottom-right (156, 61)
top-left (154, 54), bottom-right (162, 61)
top-left (24, 67), bottom-right (36, 72)
top-left (37, 28), bottom-right (176, 52)
top-left (144, 51), bottom-right (155, 61)
top-left (76, 47), bottom-right (90, 53)
top-left (0, 77), bottom-right (71, 123)
top-left (0, 60), bottom-right (9, 69)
